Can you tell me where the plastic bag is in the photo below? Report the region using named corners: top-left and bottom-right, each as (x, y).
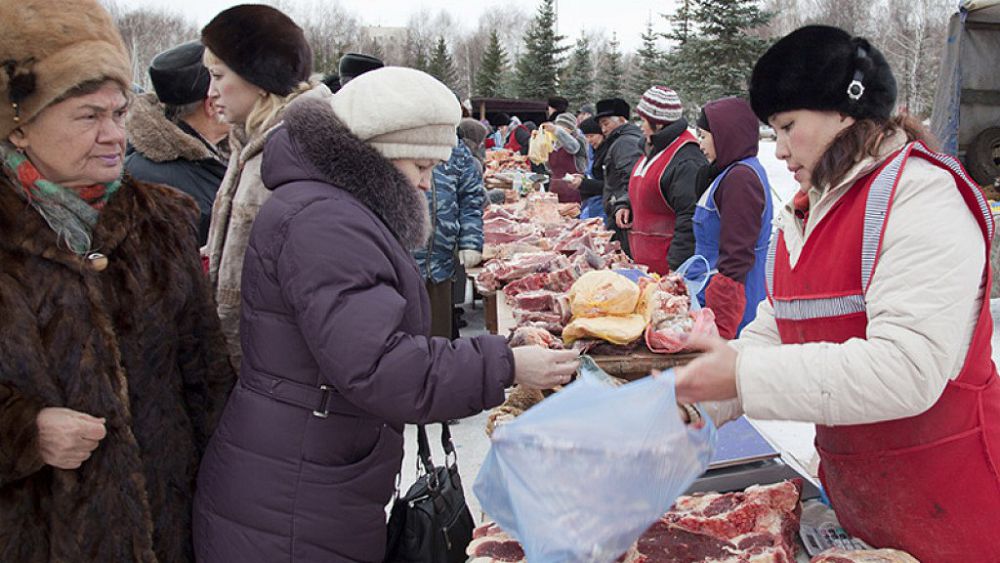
top-left (643, 255), bottom-right (720, 353)
top-left (645, 308), bottom-right (719, 353)
top-left (528, 129), bottom-right (555, 165)
top-left (562, 313), bottom-right (648, 345)
top-left (569, 270), bottom-right (641, 318)
top-left (474, 358), bottom-right (716, 563)
top-left (674, 254), bottom-right (714, 312)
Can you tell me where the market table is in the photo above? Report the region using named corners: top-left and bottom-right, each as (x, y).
top-left (493, 292), bottom-right (700, 379)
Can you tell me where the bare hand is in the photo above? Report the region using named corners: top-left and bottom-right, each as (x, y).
top-left (567, 174), bottom-right (583, 188)
top-left (540, 122), bottom-right (555, 133)
top-left (674, 333), bottom-right (738, 404)
top-left (36, 407), bottom-right (107, 470)
top-left (615, 208), bottom-right (632, 229)
top-left (512, 346), bottom-right (580, 390)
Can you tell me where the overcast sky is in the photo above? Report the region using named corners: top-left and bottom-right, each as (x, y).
top-left (128, 0), bottom-right (678, 51)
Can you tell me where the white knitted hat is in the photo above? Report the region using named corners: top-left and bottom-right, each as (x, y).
top-left (636, 86), bottom-right (684, 125)
top-left (330, 66), bottom-right (460, 161)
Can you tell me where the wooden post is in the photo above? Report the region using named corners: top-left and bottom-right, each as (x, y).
top-left (485, 292), bottom-right (499, 335)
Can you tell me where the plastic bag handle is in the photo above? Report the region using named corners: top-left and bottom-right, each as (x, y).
top-left (673, 254), bottom-right (716, 299)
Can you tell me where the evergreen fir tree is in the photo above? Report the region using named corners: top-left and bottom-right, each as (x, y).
top-left (514, 0), bottom-right (569, 99)
top-left (403, 31), bottom-right (429, 72)
top-left (427, 36), bottom-right (458, 89)
top-left (596, 33), bottom-right (626, 100)
top-left (687, 0), bottom-right (771, 102)
top-left (660, 0), bottom-right (772, 112)
top-left (663, 0), bottom-right (697, 44)
top-left (413, 47), bottom-right (428, 73)
top-left (629, 19), bottom-right (664, 106)
top-left (475, 30), bottom-right (509, 98)
top-left (560, 34), bottom-right (595, 109)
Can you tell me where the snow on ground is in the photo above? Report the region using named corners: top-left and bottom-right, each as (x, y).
top-left (758, 140), bottom-right (799, 207)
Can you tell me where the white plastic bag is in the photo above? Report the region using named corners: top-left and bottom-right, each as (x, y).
top-left (473, 358), bottom-right (716, 562)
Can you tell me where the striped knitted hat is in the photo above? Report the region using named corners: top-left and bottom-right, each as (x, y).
top-left (636, 86), bottom-right (683, 125)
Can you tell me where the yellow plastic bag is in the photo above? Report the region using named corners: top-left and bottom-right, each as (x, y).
top-left (568, 270), bottom-right (641, 318)
top-left (562, 314), bottom-right (648, 345)
top-left (527, 129), bottom-right (555, 165)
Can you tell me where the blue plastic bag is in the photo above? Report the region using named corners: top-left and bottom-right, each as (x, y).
top-left (474, 358), bottom-right (716, 562)
top-left (675, 254), bottom-right (715, 310)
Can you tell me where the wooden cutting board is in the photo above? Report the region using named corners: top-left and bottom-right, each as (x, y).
top-left (593, 349), bottom-right (701, 381)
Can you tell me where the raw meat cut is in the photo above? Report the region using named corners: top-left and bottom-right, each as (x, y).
top-left (624, 480), bottom-right (803, 562)
top-left (502, 273), bottom-right (550, 298)
top-left (475, 252), bottom-right (569, 293)
top-left (810, 549), bottom-right (920, 563)
top-left (472, 480), bottom-right (804, 563)
top-left (512, 309), bottom-right (563, 326)
top-left (518, 320), bottom-right (564, 335)
top-left (510, 290), bottom-right (560, 313)
top-left (638, 274), bottom-right (719, 354)
top-left (467, 522), bottom-right (526, 562)
top-left (507, 326), bottom-right (563, 349)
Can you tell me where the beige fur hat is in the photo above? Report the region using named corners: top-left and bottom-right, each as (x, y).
top-left (331, 67), bottom-right (460, 162)
top-left (0, 0), bottom-right (132, 137)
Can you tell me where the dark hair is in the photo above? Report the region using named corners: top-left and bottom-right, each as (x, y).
top-left (812, 114), bottom-right (937, 191)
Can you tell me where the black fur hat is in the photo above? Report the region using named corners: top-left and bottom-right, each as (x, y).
top-left (749, 25), bottom-right (897, 124)
top-left (579, 117), bottom-right (602, 136)
top-left (547, 96), bottom-right (569, 113)
top-left (338, 53), bottom-right (384, 84)
top-left (201, 4), bottom-right (312, 96)
top-left (149, 41), bottom-right (210, 105)
top-left (595, 97), bottom-right (630, 120)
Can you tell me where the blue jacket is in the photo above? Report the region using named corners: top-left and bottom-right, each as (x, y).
top-left (413, 142), bottom-right (486, 283)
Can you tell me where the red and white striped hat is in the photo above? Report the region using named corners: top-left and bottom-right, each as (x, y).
top-left (636, 86), bottom-right (683, 125)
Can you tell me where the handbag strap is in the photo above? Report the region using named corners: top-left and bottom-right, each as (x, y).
top-left (415, 422), bottom-right (458, 476)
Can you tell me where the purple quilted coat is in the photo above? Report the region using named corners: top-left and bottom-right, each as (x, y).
top-left (193, 97), bottom-right (514, 562)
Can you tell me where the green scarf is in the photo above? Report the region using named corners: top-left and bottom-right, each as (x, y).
top-left (1, 142), bottom-right (122, 255)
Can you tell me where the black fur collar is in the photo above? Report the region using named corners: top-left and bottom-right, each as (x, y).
top-left (278, 96), bottom-right (429, 250)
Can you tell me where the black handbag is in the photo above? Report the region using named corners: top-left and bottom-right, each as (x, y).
top-left (383, 423), bottom-right (475, 563)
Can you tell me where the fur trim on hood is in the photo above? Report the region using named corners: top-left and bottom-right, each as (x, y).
top-left (126, 93), bottom-right (215, 163)
top-left (277, 95), bottom-right (430, 250)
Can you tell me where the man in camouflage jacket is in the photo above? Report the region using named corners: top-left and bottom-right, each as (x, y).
top-left (413, 141), bottom-right (485, 338)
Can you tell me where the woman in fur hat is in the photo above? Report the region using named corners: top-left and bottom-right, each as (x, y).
top-left (200, 4), bottom-right (332, 370)
top-left (193, 67), bottom-right (579, 562)
top-left (676, 25), bottom-right (1000, 561)
top-left (0, 0), bottom-right (234, 560)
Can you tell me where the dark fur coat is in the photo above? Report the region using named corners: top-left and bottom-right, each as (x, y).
top-left (0, 174), bottom-right (235, 562)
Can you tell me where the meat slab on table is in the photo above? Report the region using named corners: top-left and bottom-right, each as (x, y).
top-left (507, 326), bottom-right (563, 349)
top-left (469, 480), bottom-right (804, 563)
top-left (475, 252), bottom-right (571, 293)
top-left (468, 522), bottom-right (527, 562)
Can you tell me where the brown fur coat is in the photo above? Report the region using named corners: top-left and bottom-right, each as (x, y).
top-left (0, 174), bottom-right (235, 562)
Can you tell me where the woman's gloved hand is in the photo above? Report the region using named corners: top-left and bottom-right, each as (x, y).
top-left (458, 249), bottom-right (483, 268)
top-left (512, 346), bottom-right (580, 390)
